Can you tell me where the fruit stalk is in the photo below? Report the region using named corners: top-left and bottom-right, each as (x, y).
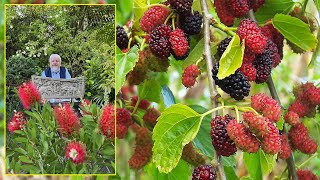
top-left (201, 0), bottom-right (226, 179)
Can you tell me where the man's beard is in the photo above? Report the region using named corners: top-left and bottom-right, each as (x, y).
top-left (51, 66), bottom-right (60, 73)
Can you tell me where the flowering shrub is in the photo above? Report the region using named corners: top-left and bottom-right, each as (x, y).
top-left (6, 82), bottom-right (115, 174)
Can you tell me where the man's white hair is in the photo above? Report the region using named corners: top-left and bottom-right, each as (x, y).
top-left (49, 54), bottom-right (62, 63)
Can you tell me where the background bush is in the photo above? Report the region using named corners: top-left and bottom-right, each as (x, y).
top-left (5, 5), bottom-right (115, 121)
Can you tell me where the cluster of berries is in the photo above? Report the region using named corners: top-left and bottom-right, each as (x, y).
top-left (128, 127), bottom-right (153, 169)
top-left (288, 82), bottom-right (320, 118)
top-left (281, 82), bottom-right (320, 155)
top-left (139, 2), bottom-right (199, 60)
top-left (212, 18), bottom-right (284, 100)
top-left (211, 94), bottom-right (285, 157)
top-left (297, 169), bottom-right (318, 180)
top-left (214, 0), bottom-right (265, 26)
top-left (116, 1), bottom-right (203, 85)
top-left (120, 85), bottom-right (161, 129)
top-left (116, 107), bottom-right (133, 139)
top-left (8, 111), bottom-right (27, 133)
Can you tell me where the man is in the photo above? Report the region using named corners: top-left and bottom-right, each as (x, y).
top-left (41, 54), bottom-right (72, 104)
top-left (41, 54), bottom-right (71, 79)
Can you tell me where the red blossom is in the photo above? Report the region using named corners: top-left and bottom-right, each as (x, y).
top-left (53, 104), bottom-right (81, 136)
top-left (65, 141), bottom-right (86, 164)
top-left (8, 112), bottom-right (27, 133)
top-left (18, 82), bottom-right (41, 109)
top-left (99, 104), bottom-right (115, 139)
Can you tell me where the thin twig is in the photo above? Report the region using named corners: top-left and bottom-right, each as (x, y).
top-left (209, 19), bottom-right (237, 37)
top-left (200, 0), bottom-right (226, 179)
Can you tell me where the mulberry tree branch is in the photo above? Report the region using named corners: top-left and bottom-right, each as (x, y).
top-left (200, 0), bottom-right (226, 179)
top-left (247, 9), bottom-right (298, 180)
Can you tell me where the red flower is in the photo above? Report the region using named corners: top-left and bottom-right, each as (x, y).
top-left (18, 82), bottom-right (41, 109)
top-left (8, 112), bottom-right (27, 133)
top-left (65, 141), bottom-right (86, 164)
top-left (99, 104), bottom-right (115, 139)
top-left (53, 104), bottom-right (81, 136)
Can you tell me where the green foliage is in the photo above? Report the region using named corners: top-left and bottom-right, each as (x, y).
top-left (6, 55), bottom-right (39, 87)
top-left (217, 35), bottom-right (244, 79)
top-left (315, 0), bottom-right (320, 10)
top-left (182, 38), bottom-right (204, 70)
top-left (152, 104), bottom-right (202, 173)
top-left (243, 150), bottom-right (276, 180)
top-left (132, 0), bottom-right (148, 32)
top-left (272, 14), bottom-right (318, 51)
top-left (6, 55), bottom-right (40, 120)
top-left (144, 160), bottom-right (190, 180)
top-left (161, 85), bottom-right (176, 107)
top-left (189, 105), bottom-right (214, 159)
top-left (82, 42), bottom-right (115, 106)
top-left (138, 79), bottom-right (161, 103)
top-left (108, 0), bottom-right (133, 25)
top-left (224, 166), bottom-right (239, 180)
top-left (115, 46), bottom-right (139, 94)
top-left (6, 102), bottom-right (115, 174)
top-left (255, 0), bottom-right (295, 23)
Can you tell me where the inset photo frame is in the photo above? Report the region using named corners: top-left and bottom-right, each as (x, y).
top-left (5, 4), bottom-right (116, 175)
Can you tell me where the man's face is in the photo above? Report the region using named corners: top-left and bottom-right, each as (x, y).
top-left (50, 58), bottom-right (61, 72)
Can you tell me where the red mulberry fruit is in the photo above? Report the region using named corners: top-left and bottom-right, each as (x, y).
top-left (169, 28), bottom-right (190, 60)
top-left (230, 0), bottom-right (250, 17)
top-left (237, 19), bottom-right (267, 54)
top-left (192, 164), bottom-right (217, 180)
top-left (243, 111), bottom-right (268, 136)
top-left (182, 64), bottom-right (200, 88)
top-left (261, 122), bottom-right (281, 155)
top-left (214, 0), bottom-right (235, 26)
top-left (297, 169), bottom-right (318, 180)
top-left (279, 134), bottom-right (292, 160)
top-left (227, 120), bottom-right (260, 153)
top-left (130, 96), bottom-right (151, 110)
top-left (139, 6), bottom-right (171, 33)
top-left (284, 111), bottom-right (301, 126)
top-left (239, 62), bottom-right (257, 81)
